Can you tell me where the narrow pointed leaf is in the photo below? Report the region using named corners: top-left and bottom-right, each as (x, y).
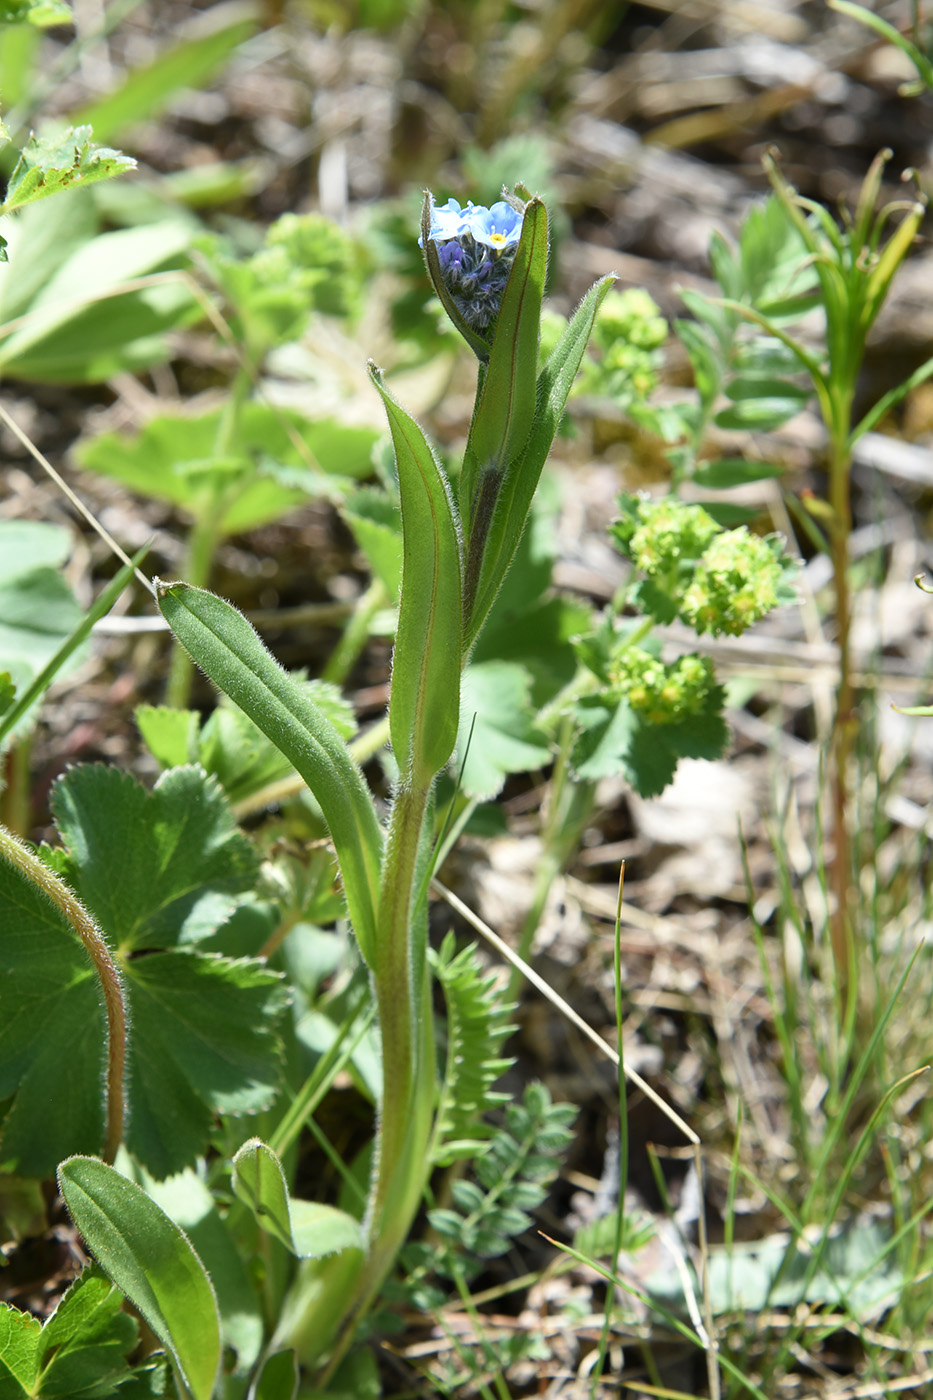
top-left (461, 198), bottom-right (548, 531)
top-left (58, 1157), bottom-right (220, 1400)
top-left (0, 548), bottom-right (147, 746)
top-left (370, 366), bottom-right (462, 785)
top-left (232, 1139), bottom-right (363, 1259)
top-left (465, 274), bottom-right (616, 648)
top-left (155, 582), bottom-right (382, 964)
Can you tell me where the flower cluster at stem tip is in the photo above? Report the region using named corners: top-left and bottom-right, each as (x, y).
top-left (614, 494), bottom-right (788, 638)
top-left (421, 196), bottom-right (524, 330)
top-left (680, 529), bottom-right (785, 636)
top-left (614, 649), bottom-right (717, 725)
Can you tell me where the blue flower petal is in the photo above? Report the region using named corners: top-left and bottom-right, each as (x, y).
top-left (426, 197), bottom-right (467, 243)
top-left (461, 200), bottom-right (524, 251)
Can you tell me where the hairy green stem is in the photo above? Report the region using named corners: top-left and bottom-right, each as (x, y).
top-left (826, 395), bottom-right (856, 1017)
top-left (1, 735), bottom-right (32, 837)
top-left (0, 824), bottom-right (126, 1163)
top-left (166, 366), bottom-right (252, 708)
top-left (322, 578), bottom-right (387, 686)
top-left (320, 780), bottom-right (436, 1380)
top-left (370, 780), bottom-right (431, 1230)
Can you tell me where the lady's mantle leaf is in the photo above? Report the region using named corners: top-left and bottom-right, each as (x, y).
top-left (0, 1264), bottom-right (160, 1399)
top-left (570, 695), bottom-right (729, 797)
top-left (0, 127), bottom-right (135, 219)
top-left (50, 763), bottom-right (257, 951)
top-left (456, 662), bottom-right (551, 799)
top-left (0, 764), bottom-right (287, 1178)
top-left (126, 954), bottom-right (288, 1179)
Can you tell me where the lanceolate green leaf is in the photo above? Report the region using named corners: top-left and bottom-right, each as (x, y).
top-left (465, 273), bottom-right (616, 649)
top-left (460, 198), bottom-right (548, 534)
top-left (58, 1158), bottom-right (220, 1400)
top-left (156, 583), bottom-right (383, 963)
top-left (370, 366), bottom-right (462, 785)
top-left (71, 17), bottom-right (257, 146)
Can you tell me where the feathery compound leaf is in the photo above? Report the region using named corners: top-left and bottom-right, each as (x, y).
top-left (426, 1082), bottom-right (576, 1275)
top-left (430, 935), bottom-right (515, 1165)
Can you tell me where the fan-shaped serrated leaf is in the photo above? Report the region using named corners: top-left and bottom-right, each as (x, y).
top-left (126, 953), bottom-right (288, 1178)
top-left (0, 830), bottom-right (287, 1177)
top-left (1, 127), bottom-right (135, 216)
top-left (0, 855), bottom-right (105, 1175)
top-left (51, 764), bottom-right (257, 951)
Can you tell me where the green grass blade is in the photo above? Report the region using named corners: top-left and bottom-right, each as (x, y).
top-left (828, 0), bottom-right (933, 90)
top-left (0, 548), bottom-right (147, 747)
top-left (71, 15), bottom-right (258, 145)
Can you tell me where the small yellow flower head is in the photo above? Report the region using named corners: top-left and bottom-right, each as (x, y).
top-left (680, 529), bottom-right (783, 636)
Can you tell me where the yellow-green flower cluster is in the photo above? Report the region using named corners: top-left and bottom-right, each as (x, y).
top-left (258, 212), bottom-right (361, 318)
top-left (614, 493), bottom-right (792, 638)
top-left (623, 498), bottom-right (720, 577)
top-left (680, 528), bottom-right (784, 636)
top-left (614, 649), bottom-right (716, 725)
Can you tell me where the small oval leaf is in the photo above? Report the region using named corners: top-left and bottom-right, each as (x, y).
top-left (232, 1138), bottom-right (364, 1260)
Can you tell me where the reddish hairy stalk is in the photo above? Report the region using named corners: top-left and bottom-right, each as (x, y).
top-left (0, 824), bottom-right (127, 1163)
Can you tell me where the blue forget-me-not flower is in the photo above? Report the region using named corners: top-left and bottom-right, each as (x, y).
top-left (421, 196), bottom-right (524, 331)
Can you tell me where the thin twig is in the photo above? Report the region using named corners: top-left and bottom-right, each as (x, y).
top-left (0, 403), bottom-right (155, 599)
